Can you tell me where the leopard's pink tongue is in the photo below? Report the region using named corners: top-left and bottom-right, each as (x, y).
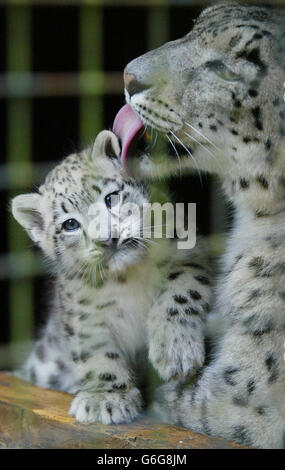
top-left (113, 104), bottom-right (144, 171)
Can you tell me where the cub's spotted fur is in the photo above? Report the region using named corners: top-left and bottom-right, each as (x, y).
top-left (12, 130), bottom-right (211, 424)
top-left (124, 3), bottom-right (285, 448)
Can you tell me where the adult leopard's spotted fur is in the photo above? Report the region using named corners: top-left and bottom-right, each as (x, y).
top-left (12, 130), bottom-right (211, 424)
top-left (123, 3), bottom-right (285, 448)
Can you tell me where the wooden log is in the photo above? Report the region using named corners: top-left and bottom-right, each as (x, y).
top-left (0, 372), bottom-right (245, 449)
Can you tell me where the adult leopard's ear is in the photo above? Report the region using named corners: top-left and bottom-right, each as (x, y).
top-left (92, 130), bottom-right (121, 160)
top-left (11, 193), bottom-right (43, 244)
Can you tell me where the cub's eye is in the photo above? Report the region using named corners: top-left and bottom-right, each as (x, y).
top-left (206, 61), bottom-right (239, 82)
top-left (105, 191), bottom-right (120, 209)
top-left (62, 218), bottom-right (80, 231)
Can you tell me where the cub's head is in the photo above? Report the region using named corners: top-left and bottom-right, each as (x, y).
top-left (115, 3), bottom-right (285, 215)
top-left (12, 131), bottom-right (149, 278)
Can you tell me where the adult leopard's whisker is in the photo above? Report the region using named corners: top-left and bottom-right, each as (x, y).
top-left (140, 124), bottom-right (148, 139)
top-left (166, 134), bottom-right (182, 177)
top-left (184, 121), bottom-right (222, 153)
top-left (169, 130), bottom-right (203, 185)
top-left (152, 130), bottom-right (158, 149)
top-left (183, 130), bottom-right (223, 173)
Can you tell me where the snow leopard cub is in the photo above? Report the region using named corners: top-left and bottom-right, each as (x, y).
top-left (12, 130), bottom-right (211, 424)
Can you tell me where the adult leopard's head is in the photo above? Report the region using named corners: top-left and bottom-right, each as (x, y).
top-left (114, 3), bottom-right (285, 216)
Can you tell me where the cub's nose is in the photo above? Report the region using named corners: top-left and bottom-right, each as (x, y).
top-left (124, 68), bottom-right (149, 97)
top-left (98, 238), bottom-right (119, 248)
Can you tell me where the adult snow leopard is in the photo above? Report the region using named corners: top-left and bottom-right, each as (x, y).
top-left (113, 3), bottom-right (285, 448)
top-left (12, 130), bottom-right (211, 424)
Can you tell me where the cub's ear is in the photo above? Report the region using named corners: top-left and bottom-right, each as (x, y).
top-left (11, 193), bottom-right (43, 244)
top-left (92, 130), bottom-right (121, 160)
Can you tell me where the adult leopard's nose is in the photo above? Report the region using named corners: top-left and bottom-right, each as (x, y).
top-left (124, 67), bottom-right (150, 97)
top-left (124, 44), bottom-right (174, 98)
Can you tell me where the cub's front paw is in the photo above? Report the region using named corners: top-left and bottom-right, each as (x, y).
top-left (149, 326), bottom-right (205, 381)
top-left (69, 387), bottom-right (142, 424)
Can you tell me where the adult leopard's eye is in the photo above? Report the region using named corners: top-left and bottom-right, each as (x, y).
top-left (105, 191), bottom-right (120, 209)
top-left (206, 60), bottom-right (240, 82)
top-left (62, 218), bottom-right (80, 231)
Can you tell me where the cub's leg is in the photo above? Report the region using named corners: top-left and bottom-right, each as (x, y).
top-left (148, 259), bottom-right (211, 381)
top-left (13, 321), bottom-right (76, 392)
top-left (68, 317), bottom-right (142, 424)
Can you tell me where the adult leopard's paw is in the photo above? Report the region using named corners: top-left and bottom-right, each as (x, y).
top-left (149, 324), bottom-right (205, 381)
top-left (69, 387), bottom-right (142, 424)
